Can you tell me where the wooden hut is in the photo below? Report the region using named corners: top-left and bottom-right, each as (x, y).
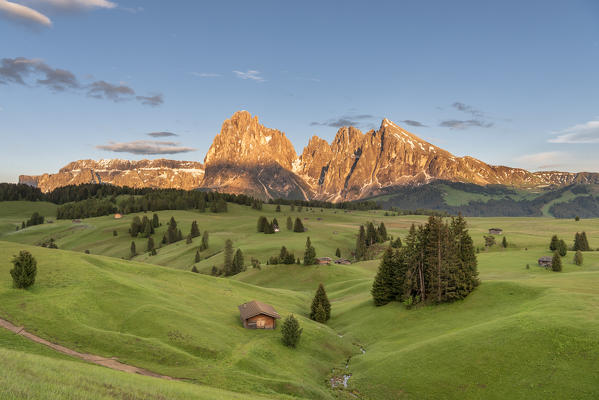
top-left (538, 256), bottom-right (552, 268)
top-left (238, 300), bottom-right (281, 329)
top-left (316, 257), bottom-right (332, 265)
top-left (488, 228), bottom-right (503, 235)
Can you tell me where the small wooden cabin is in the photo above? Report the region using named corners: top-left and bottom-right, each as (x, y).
top-left (538, 256), bottom-right (552, 267)
top-left (114, 213), bottom-right (123, 219)
top-left (316, 257), bottom-right (332, 265)
top-left (334, 258), bottom-right (351, 265)
top-left (489, 228), bottom-right (503, 235)
top-left (238, 300), bottom-right (281, 329)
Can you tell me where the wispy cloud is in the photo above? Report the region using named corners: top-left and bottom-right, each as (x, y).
top-left (24, 0), bottom-right (116, 11)
top-left (401, 120), bottom-right (427, 127)
top-left (439, 101), bottom-right (493, 130)
top-left (0, 0), bottom-right (51, 27)
top-left (451, 102), bottom-right (484, 118)
top-left (439, 119), bottom-right (493, 129)
top-left (0, 57), bottom-right (163, 106)
top-left (549, 120), bottom-right (599, 143)
top-left (147, 131), bottom-right (177, 138)
top-left (233, 70), bottom-right (265, 82)
top-left (191, 72), bottom-right (221, 78)
top-left (96, 140), bottom-right (196, 155)
top-left (136, 93), bottom-right (163, 106)
top-left (87, 80), bottom-right (133, 101)
top-left (310, 114), bottom-right (375, 128)
top-left (514, 151), bottom-right (568, 170)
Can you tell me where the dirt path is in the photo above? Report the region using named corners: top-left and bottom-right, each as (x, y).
top-left (0, 317), bottom-right (179, 380)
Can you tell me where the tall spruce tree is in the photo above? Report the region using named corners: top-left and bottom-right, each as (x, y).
top-left (558, 239), bottom-right (568, 257)
top-left (152, 213), bottom-right (159, 228)
top-left (190, 220), bottom-right (200, 238)
top-left (378, 222), bottom-right (388, 242)
top-left (335, 248), bottom-right (341, 257)
top-left (550, 235), bottom-right (559, 251)
top-left (195, 249), bottom-right (201, 263)
top-left (310, 283), bottom-right (331, 321)
top-left (371, 247), bottom-right (400, 306)
top-left (502, 236), bottom-right (508, 248)
top-left (233, 249), bottom-right (245, 274)
top-left (130, 241), bottom-right (137, 258)
top-left (303, 236), bottom-right (316, 265)
top-left (223, 239), bottom-right (234, 276)
top-left (286, 216), bottom-right (293, 231)
top-left (552, 251), bottom-right (562, 272)
top-left (293, 217), bottom-right (304, 232)
top-left (10, 250), bottom-right (37, 289)
top-left (146, 237), bottom-right (155, 253)
top-left (314, 303), bottom-right (326, 323)
top-left (355, 225), bottom-right (367, 261)
top-left (366, 222), bottom-right (378, 246)
top-left (257, 216), bottom-right (268, 232)
top-left (200, 231), bottom-right (209, 251)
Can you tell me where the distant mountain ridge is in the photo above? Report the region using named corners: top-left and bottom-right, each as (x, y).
top-left (19, 110), bottom-right (599, 198)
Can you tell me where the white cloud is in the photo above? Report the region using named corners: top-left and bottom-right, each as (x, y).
top-left (549, 120), bottom-right (599, 143)
top-left (514, 151), bottom-right (569, 170)
top-left (0, 0), bottom-right (52, 26)
top-left (191, 72), bottom-right (221, 78)
top-left (25, 0), bottom-right (116, 9)
top-left (233, 70), bottom-right (265, 82)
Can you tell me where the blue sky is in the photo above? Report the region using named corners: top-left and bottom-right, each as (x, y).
top-left (1, 0), bottom-right (598, 182)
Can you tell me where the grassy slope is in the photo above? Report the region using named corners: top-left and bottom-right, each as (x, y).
top-left (440, 184), bottom-right (537, 206)
top-left (0, 201), bottom-right (57, 236)
top-left (0, 241), bottom-right (354, 400)
top-left (2, 201), bottom-right (599, 399)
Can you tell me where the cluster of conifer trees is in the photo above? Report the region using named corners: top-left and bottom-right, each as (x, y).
top-left (549, 235), bottom-right (568, 257)
top-left (223, 239), bottom-right (245, 276)
top-left (129, 214), bottom-right (159, 238)
top-left (257, 216), bottom-right (279, 234)
top-left (573, 232), bottom-right (591, 251)
top-left (268, 246), bottom-right (296, 264)
top-left (355, 222), bottom-right (388, 260)
top-left (371, 215), bottom-right (478, 307)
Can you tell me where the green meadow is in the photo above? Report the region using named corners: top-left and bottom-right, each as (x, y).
top-left (0, 200), bottom-right (598, 399)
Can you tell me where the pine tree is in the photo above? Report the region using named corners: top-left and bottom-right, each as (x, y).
top-left (190, 220), bottom-right (200, 238)
top-left (371, 248), bottom-right (399, 306)
top-left (152, 213), bottom-right (159, 228)
top-left (146, 237), bottom-right (155, 253)
top-left (391, 237), bottom-right (402, 248)
top-left (113, 230), bottom-right (117, 237)
top-left (574, 250), bottom-right (583, 266)
top-left (502, 236), bottom-right (508, 248)
top-left (335, 248), bottom-right (341, 258)
top-left (186, 234), bottom-right (192, 244)
top-left (195, 249), bottom-right (201, 263)
top-left (286, 216), bottom-right (293, 231)
top-left (276, 204), bottom-right (281, 212)
top-left (581, 232), bottom-right (590, 251)
top-left (355, 225), bottom-right (367, 260)
top-left (303, 236), bottom-right (316, 265)
top-left (310, 283), bottom-right (331, 321)
top-left (264, 221), bottom-right (274, 234)
top-left (378, 222), bottom-right (388, 242)
top-left (550, 235), bottom-right (559, 251)
top-left (191, 266), bottom-right (199, 273)
top-left (10, 250), bottom-right (37, 289)
top-left (130, 241), bottom-right (137, 258)
top-left (200, 231), bottom-right (209, 251)
top-left (257, 216), bottom-right (268, 232)
top-left (558, 239), bottom-right (567, 257)
top-left (366, 222), bottom-right (377, 246)
top-left (223, 239), bottom-right (234, 276)
top-left (293, 217), bottom-right (304, 232)
top-left (233, 249), bottom-right (245, 274)
top-left (552, 251), bottom-right (562, 272)
top-left (272, 217), bottom-right (279, 231)
top-left (281, 314), bottom-right (302, 348)
top-left (130, 216), bottom-right (142, 237)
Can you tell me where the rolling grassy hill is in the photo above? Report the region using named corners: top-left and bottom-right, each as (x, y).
top-left (1, 200), bottom-right (599, 399)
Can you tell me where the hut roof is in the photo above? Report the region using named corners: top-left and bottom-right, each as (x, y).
top-left (238, 300), bottom-right (281, 320)
top-left (538, 256), bottom-right (553, 262)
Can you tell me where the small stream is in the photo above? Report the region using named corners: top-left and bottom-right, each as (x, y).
top-left (330, 336), bottom-right (366, 394)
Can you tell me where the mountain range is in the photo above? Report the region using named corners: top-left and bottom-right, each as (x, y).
top-left (19, 110), bottom-right (599, 200)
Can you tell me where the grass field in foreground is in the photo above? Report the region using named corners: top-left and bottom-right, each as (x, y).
top-left (1, 200), bottom-right (599, 399)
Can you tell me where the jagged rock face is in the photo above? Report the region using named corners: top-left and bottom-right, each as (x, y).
top-left (19, 159), bottom-right (204, 193)
top-left (297, 119), bottom-right (599, 200)
top-left (202, 111), bottom-right (311, 200)
top-left (19, 111), bottom-right (599, 199)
